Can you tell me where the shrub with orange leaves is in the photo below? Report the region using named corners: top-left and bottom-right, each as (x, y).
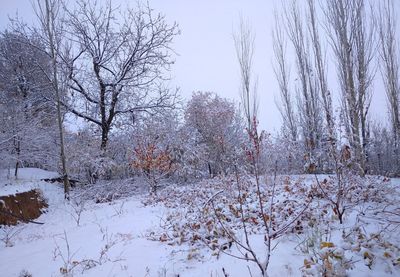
top-left (131, 142), bottom-right (175, 194)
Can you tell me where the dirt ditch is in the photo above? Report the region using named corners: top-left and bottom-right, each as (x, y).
top-left (0, 189), bottom-right (48, 226)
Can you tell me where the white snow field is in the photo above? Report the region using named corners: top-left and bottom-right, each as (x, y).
top-left (0, 168), bottom-right (399, 277)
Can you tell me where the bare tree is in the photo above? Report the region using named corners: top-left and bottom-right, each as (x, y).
top-left (234, 16), bottom-right (258, 131)
top-left (324, 0), bottom-right (375, 175)
top-left (306, 0), bottom-right (334, 141)
top-left (284, 0), bottom-right (323, 172)
top-left (273, 12), bottom-right (298, 142)
top-left (304, 0), bottom-right (340, 174)
top-left (62, 0), bottom-right (179, 151)
top-left (378, 0), bottom-right (400, 175)
top-left (34, 0), bottom-right (71, 198)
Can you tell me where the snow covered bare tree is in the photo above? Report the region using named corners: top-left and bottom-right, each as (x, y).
top-left (33, 0), bottom-right (71, 198)
top-left (284, 0), bottom-right (323, 172)
top-left (306, 0), bottom-right (336, 172)
top-left (306, 0), bottom-right (334, 138)
top-left (272, 12), bottom-right (298, 142)
top-left (234, 16), bottom-right (258, 130)
top-left (62, 0), bottom-right (179, 151)
top-left (378, 0), bottom-right (400, 175)
top-left (325, 0), bottom-right (375, 175)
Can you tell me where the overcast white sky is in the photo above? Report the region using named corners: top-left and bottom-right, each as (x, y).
top-left (0, 0), bottom-right (394, 133)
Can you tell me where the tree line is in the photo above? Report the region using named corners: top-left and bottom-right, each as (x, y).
top-left (272, 0), bottom-right (399, 177)
top-left (0, 0), bottom-right (398, 199)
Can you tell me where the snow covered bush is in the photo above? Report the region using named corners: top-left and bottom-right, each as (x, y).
top-left (18, 269), bottom-right (32, 277)
top-left (302, 241), bottom-right (353, 277)
top-left (312, 170), bottom-right (391, 224)
top-left (66, 129), bottom-right (120, 183)
top-left (145, 174), bottom-right (313, 274)
top-left (69, 175), bottom-right (145, 203)
top-left (147, 119), bottom-right (313, 276)
top-left (265, 134), bottom-right (304, 174)
top-left (130, 112), bottom-right (180, 192)
top-left (367, 123), bottom-right (400, 177)
top-left (131, 142), bottom-right (174, 194)
top-left (298, 220), bottom-right (353, 276)
top-left (0, 31), bottom-right (59, 175)
top-left (183, 91), bottom-right (246, 177)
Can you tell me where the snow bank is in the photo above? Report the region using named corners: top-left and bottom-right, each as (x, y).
top-left (0, 168), bottom-right (59, 196)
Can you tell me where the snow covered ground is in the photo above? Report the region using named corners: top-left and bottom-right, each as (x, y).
top-left (0, 168), bottom-right (59, 196)
top-left (0, 169), bottom-right (399, 277)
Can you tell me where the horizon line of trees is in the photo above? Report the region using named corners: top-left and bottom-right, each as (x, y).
top-left (0, 0), bottom-right (398, 198)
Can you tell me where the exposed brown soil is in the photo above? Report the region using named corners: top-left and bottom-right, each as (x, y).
top-left (0, 189), bottom-right (48, 226)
